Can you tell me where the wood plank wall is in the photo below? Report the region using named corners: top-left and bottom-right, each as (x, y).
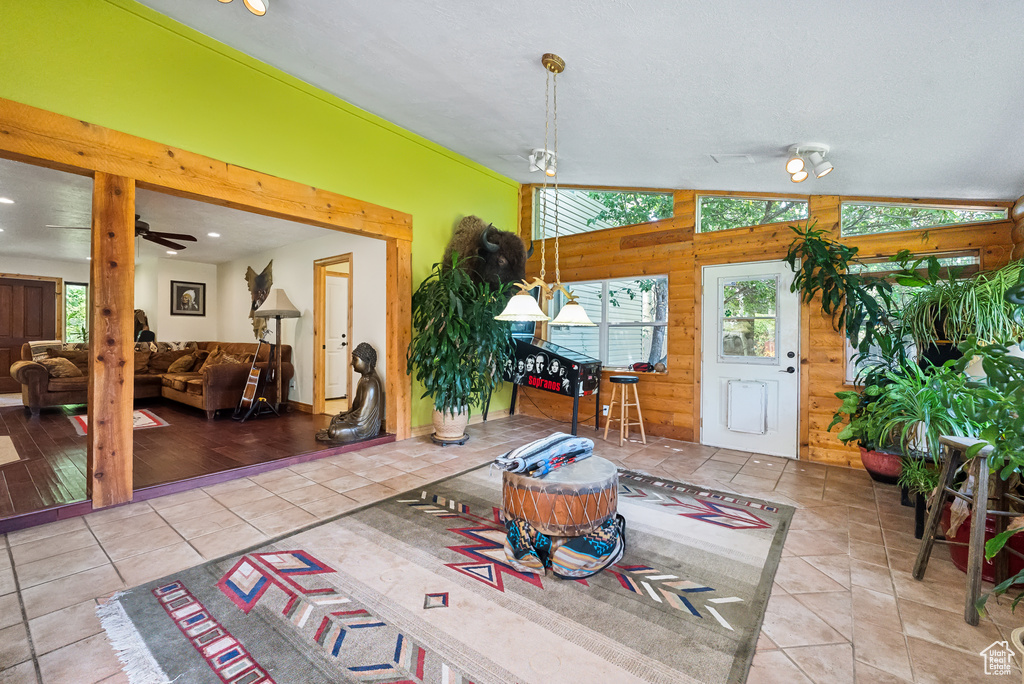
top-left (1013, 195), bottom-right (1024, 261)
top-left (515, 186), bottom-right (1016, 467)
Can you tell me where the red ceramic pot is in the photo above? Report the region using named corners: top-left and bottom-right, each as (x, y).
top-left (941, 503), bottom-right (1024, 583)
top-left (859, 447), bottom-right (902, 484)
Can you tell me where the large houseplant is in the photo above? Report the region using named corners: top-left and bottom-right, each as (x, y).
top-left (407, 255), bottom-right (513, 442)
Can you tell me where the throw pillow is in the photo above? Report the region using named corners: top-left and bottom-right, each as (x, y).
top-left (167, 354), bottom-right (196, 373)
top-left (148, 350), bottom-right (189, 373)
top-left (134, 350), bottom-right (151, 374)
top-left (38, 357), bottom-right (83, 378)
top-left (199, 350), bottom-right (245, 373)
top-left (46, 348), bottom-right (90, 372)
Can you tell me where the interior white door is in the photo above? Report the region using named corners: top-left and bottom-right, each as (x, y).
top-left (325, 275), bottom-right (349, 399)
top-left (700, 260), bottom-right (800, 458)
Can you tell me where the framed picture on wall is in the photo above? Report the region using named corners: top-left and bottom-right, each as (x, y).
top-left (170, 280), bottom-right (206, 316)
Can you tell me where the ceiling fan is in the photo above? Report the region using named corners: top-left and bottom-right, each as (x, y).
top-left (47, 215), bottom-right (199, 251)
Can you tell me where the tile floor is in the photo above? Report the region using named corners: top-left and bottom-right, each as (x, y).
top-left (0, 415), bottom-right (1019, 683)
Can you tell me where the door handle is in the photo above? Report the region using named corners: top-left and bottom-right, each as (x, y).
top-left (779, 366), bottom-right (796, 374)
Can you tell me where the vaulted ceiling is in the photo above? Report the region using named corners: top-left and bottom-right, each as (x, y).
top-left (134, 0), bottom-right (1024, 200)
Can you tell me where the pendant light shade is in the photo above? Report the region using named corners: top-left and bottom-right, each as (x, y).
top-left (495, 291), bottom-right (549, 321)
top-left (550, 300), bottom-right (595, 326)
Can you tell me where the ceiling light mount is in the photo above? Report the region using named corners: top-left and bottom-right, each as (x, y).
top-left (528, 148), bottom-right (557, 175)
top-left (786, 143), bottom-right (832, 183)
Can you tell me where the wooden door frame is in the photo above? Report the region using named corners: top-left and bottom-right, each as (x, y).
top-left (313, 253), bottom-right (354, 415)
top-left (0, 273), bottom-right (64, 339)
top-left (0, 97), bottom-right (413, 508)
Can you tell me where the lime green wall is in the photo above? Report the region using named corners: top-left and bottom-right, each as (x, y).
top-left (0, 0), bottom-right (518, 429)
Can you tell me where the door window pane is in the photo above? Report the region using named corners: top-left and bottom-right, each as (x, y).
top-left (721, 319), bottom-right (777, 358)
top-left (723, 277), bottom-right (776, 317)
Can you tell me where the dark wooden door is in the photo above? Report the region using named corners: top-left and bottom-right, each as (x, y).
top-left (0, 278), bottom-right (58, 393)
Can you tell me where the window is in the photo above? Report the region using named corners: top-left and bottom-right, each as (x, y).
top-left (840, 202), bottom-right (1007, 237)
top-left (64, 282), bottom-right (88, 343)
top-left (548, 275), bottom-right (669, 369)
top-left (533, 188), bottom-right (673, 240)
top-left (843, 254), bottom-right (981, 383)
top-left (719, 276), bottom-right (778, 363)
top-left (697, 196), bottom-right (808, 233)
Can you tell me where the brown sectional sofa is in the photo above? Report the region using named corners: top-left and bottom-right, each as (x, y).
top-left (10, 341), bottom-right (293, 419)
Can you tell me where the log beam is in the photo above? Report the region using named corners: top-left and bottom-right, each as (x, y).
top-left (386, 237), bottom-right (412, 440)
top-left (87, 172), bottom-right (135, 508)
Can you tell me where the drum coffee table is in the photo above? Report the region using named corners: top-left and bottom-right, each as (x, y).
top-left (501, 456), bottom-right (618, 537)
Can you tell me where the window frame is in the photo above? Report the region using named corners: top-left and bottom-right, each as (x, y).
top-left (717, 273), bottom-right (781, 365)
top-left (549, 274), bottom-right (670, 369)
top-left (839, 200), bottom-right (1008, 238)
top-left (695, 194), bottom-right (809, 234)
top-left (532, 187), bottom-right (675, 241)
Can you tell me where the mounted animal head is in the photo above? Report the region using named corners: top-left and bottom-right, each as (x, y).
top-left (244, 260), bottom-right (273, 339)
top-left (441, 215), bottom-right (533, 288)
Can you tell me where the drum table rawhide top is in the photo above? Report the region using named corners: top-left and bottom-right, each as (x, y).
top-left (501, 456), bottom-right (618, 537)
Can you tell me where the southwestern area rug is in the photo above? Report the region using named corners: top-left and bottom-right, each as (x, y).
top-left (69, 408), bottom-right (170, 436)
top-left (99, 466), bottom-right (793, 684)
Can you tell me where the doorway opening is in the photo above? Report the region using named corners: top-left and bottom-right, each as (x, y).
top-left (313, 254), bottom-right (353, 416)
top-left (700, 260), bottom-right (801, 458)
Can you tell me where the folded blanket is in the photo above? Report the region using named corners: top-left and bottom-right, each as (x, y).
top-left (493, 432), bottom-right (593, 477)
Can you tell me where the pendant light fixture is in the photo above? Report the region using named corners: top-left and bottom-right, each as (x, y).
top-left (496, 53), bottom-right (595, 327)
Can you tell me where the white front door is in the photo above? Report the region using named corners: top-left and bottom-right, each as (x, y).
top-left (325, 275), bottom-right (349, 399)
top-left (700, 260), bottom-right (800, 458)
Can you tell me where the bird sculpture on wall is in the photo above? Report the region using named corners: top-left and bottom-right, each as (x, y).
top-left (245, 260), bottom-right (273, 339)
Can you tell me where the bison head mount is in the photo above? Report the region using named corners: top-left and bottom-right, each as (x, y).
top-left (441, 215), bottom-right (533, 289)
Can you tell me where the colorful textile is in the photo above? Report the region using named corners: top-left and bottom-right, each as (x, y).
top-left (503, 513), bottom-right (626, 579)
top-left (493, 432), bottom-right (593, 477)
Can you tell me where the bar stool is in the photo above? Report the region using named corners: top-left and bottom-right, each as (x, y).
top-left (603, 375), bottom-right (646, 447)
top-left (913, 436), bottom-right (1023, 625)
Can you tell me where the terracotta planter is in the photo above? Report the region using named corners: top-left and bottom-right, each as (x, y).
top-left (858, 447), bottom-right (902, 484)
top-left (941, 503), bottom-right (1024, 583)
top-left (432, 407), bottom-right (469, 442)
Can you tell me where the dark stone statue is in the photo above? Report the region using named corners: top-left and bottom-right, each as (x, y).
top-left (316, 342), bottom-right (384, 443)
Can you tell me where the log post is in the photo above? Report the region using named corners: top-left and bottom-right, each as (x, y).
top-left (1012, 195), bottom-right (1024, 261)
top-left (386, 237), bottom-right (412, 440)
top-left (87, 172), bottom-right (135, 508)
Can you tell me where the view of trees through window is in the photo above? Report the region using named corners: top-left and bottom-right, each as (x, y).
top-left (65, 283), bottom-right (87, 343)
top-left (721, 277), bottom-right (777, 358)
top-left (532, 188), bottom-right (673, 239)
top-left (840, 203), bottom-right (1006, 237)
top-left (698, 196), bottom-right (808, 233)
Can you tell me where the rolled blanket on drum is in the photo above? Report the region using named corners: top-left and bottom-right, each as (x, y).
top-left (493, 432), bottom-right (594, 477)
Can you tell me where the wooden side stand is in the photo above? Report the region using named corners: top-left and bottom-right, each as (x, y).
top-left (913, 435), bottom-right (1023, 625)
top-left (602, 376), bottom-right (646, 447)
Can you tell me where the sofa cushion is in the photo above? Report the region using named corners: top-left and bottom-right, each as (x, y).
top-left (134, 350), bottom-right (151, 373)
top-left (134, 374), bottom-right (163, 388)
top-left (47, 376), bottom-right (88, 391)
top-left (162, 372), bottom-right (202, 392)
top-left (199, 349), bottom-right (244, 373)
top-left (148, 350), bottom-right (190, 373)
top-left (46, 348), bottom-right (90, 372)
top-left (29, 340), bottom-right (64, 361)
top-left (38, 357), bottom-right (83, 378)
top-left (167, 354), bottom-right (196, 373)
top-left (185, 378), bottom-right (204, 395)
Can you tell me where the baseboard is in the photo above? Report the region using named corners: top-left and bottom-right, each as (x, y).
top-left (410, 410), bottom-right (511, 438)
top-left (289, 401), bottom-right (313, 414)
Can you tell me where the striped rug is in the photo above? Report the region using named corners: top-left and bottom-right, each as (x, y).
top-left (68, 409), bottom-right (170, 437)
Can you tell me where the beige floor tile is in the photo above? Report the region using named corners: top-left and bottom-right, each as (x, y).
top-left (201, 477), bottom-right (256, 496)
top-left (784, 530), bottom-right (849, 557)
top-left (732, 473), bottom-right (781, 491)
top-left (320, 473), bottom-right (374, 494)
top-left (37, 632), bottom-right (121, 684)
top-left (113, 541), bottom-right (204, 587)
top-left (145, 487), bottom-right (213, 511)
top-left (762, 594), bottom-right (848, 648)
top-left (710, 449), bottom-right (752, 465)
top-left (21, 565), bottom-right (123, 620)
top-left (229, 495), bottom-right (297, 522)
top-left (359, 464), bottom-right (405, 483)
top-left (168, 508), bottom-right (245, 539)
top-left (378, 473), bottom-right (430, 493)
top-left (898, 596), bottom-right (1004, 657)
top-left (291, 463), bottom-right (347, 483)
top-left (853, 662), bottom-right (911, 683)
top-left (276, 483), bottom-right (335, 506)
top-left (802, 555), bottom-right (852, 589)
top-left (0, 623), bottom-right (30, 669)
top-left (739, 463), bottom-right (784, 480)
top-left (155, 496), bottom-right (228, 525)
top-left (851, 622), bottom-right (913, 681)
top-left (756, 631), bottom-right (778, 651)
top-left (0, 565), bottom-right (19, 596)
top-left (790, 506), bottom-right (849, 531)
top-left (793, 591), bottom-right (854, 641)
top-left (6, 518), bottom-right (86, 547)
top-left (851, 585), bottom-right (902, 632)
top-left (0, 593), bottom-right (22, 631)
top-left (28, 600), bottom-right (102, 656)
top-left (189, 523), bottom-right (268, 560)
top-left (207, 482), bottom-right (274, 509)
top-left (747, 650), bottom-right (813, 683)
top-left (88, 511), bottom-right (169, 544)
top-left (16, 546), bottom-right (110, 589)
top-left (100, 524), bottom-right (183, 562)
top-left (889, 570), bottom-right (966, 617)
top-left (258, 472), bottom-right (316, 495)
top-left (9, 530), bottom-right (99, 567)
top-left (82, 501), bottom-right (152, 526)
top-left (249, 506), bottom-right (318, 536)
top-left (247, 466), bottom-right (300, 486)
top-left (850, 559), bottom-right (895, 595)
top-left (784, 460), bottom-right (829, 479)
top-left (907, 635), bottom-right (1017, 683)
top-left (775, 557), bottom-right (848, 594)
top-left (298, 494), bottom-right (361, 519)
top-left (785, 643), bottom-right (854, 684)
top-left (344, 483), bottom-right (399, 505)
top-left (0, 660), bottom-right (37, 684)
top-left (97, 672), bottom-right (129, 684)
top-left (849, 540), bottom-right (889, 567)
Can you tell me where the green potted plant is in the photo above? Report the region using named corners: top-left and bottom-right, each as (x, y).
top-left (897, 455), bottom-right (941, 538)
top-left (407, 255), bottom-right (513, 443)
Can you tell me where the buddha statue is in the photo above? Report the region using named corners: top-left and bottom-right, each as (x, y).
top-left (316, 342), bottom-right (384, 443)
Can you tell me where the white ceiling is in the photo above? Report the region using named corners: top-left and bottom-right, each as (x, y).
top-left (132, 0), bottom-right (1024, 200)
top-left (0, 157), bottom-right (328, 265)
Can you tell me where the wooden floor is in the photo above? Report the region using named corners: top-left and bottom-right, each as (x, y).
top-left (0, 397), bottom-right (350, 520)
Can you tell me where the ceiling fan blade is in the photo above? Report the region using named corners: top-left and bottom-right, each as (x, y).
top-left (145, 235), bottom-right (187, 250)
top-left (149, 231), bottom-right (198, 242)
top-left (46, 225), bottom-right (90, 229)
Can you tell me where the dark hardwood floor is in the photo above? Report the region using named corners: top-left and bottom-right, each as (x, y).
top-left (0, 397), bottom-right (360, 520)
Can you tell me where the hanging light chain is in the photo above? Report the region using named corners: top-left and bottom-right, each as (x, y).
top-left (538, 69), bottom-right (550, 283)
top-left (552, 66), bottom-right (560, 287)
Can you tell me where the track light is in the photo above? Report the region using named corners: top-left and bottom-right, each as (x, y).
top-left (785, 156), bottom-right (805, 174)
top-left (786, 144), bottom-right (832, 182)
top-left (529, 148), bottom-right (557, 175)
top-left (791, 170), bottom-right (808, 183)
top-left (242, 0), bottom-right (268, 15)
top-left (808, 151), bottom-right (833, 178)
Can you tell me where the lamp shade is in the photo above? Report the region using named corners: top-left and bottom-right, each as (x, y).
top-left (495, 291), bottom-right (549, 321)
top-left (550, 301), bottom-right (595, 326)
top-left (255, 289), bottom-right (301, 318)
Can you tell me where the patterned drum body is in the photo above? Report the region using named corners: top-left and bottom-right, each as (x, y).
top-left (502, 456), bottom-right (618, 537)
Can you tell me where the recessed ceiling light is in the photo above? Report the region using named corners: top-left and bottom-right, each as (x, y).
top-left (0, 198), bottom-right (13, 204)
top-left (0, 228), bottom-right (4, 232)
top-left (166, 250), bottom-right (177, 255)
top-left (208, 232), bottom-right (220, 238)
